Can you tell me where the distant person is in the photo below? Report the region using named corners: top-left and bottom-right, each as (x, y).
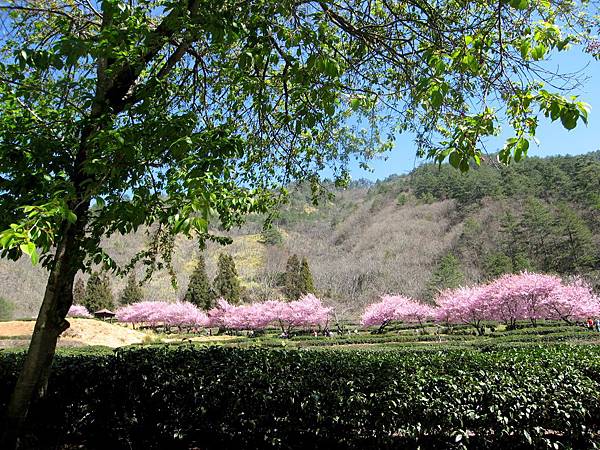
top-left (587, 318), bottom-right (594, 330)
top-left (596, 318), bottom-right (600, 332)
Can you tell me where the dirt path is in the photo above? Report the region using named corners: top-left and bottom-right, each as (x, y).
top-left (0, 318), bottom-right (149, 348)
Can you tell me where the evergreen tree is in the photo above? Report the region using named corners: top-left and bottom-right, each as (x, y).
top-left (300, 257), bottom-right (315, 294)
top-left (83, 272), bottom-right (115, 312)
top-left (213, 254), bottom-right (241, 304)
top-left (425, 253), bottom-right (465, 300)
top-left (482, 252), bottom-right (513, 280)
top-left (119, 272), bottom-right (144, 305)
top-left (498, 210), bottom-right (526, 269)
top-left (184, 256), bottom-right (215, 310)
top-left (554, 204), bottom-right (597, 272)
top-left (0, 297), bottom-right (14, 321)
top-left (259, 226), bottom-right (283, 246)
top-left (283, 254), bottom-right (302, 300)
top-left (521, 197), bottom-right (554, 271)
top-left (73, 278), bottom-right (86, 305)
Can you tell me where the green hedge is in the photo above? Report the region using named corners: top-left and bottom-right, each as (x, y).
top-left (1, 345), bottom-right (599, 449)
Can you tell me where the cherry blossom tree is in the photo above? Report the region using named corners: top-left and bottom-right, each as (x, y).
top-left (66, 305), bottom-right (92, 319)
top-left (206, 295), bottom-right (331, 334)
top-left (485, 273), bottom-right (562, 327)
top-left (115, 301), bottom-right (208, 330)
top-left (361, 295), bottom-right (436, 333)
top-left (435, 286), bottom-right (490, 335)
top-left (540, 277), bottom-right (600, 324)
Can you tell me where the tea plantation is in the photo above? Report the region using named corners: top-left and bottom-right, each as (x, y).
top-left (1, 321), bottom-right (600, 449)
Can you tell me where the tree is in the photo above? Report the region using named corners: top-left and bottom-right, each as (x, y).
top-left (300, 258), bottom-right (315, 295)
top-left (283, 254), bottom-right (302, 301)
top-left (425, 254), bottom-right (465, 300)
top-left (119, 272), bottom-right (144, 305)
top-left (0, 298), bottom-right (14, 321)
top-left (66, 305), bottom-right (92, 319)
top-left (0, 0), bottom-right (593, 443)
top-left (72, 278), bottom-right (86, 306)
top-left (497, 210), bottom-right (531, 272)
top-left (83, 272), bottom-right (114, 313)
top-left (259, 226), bottom-right (284, 246)
top-left (213, 254), bottom-right (241, 305)
top-left (482, 252), bottom-right (514, 280)
top-left (521, 197), bottom-right (555, 271)
top-left (362, 295), bottom-right (436, 333)
top-left (553, 204), bottom-right (597, 273)
top-left (184, 256), bottom-right (215, 310)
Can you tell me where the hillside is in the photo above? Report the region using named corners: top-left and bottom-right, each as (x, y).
top-left (2, 151), bottom-right (599, 319)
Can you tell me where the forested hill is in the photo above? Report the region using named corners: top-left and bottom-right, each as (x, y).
top-left (2, 151), bottom-right (599, 318)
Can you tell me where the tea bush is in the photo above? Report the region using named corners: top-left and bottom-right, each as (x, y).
top-left (1, 345), bottom-right (599, 449)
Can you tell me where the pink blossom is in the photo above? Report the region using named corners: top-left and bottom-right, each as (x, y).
top-left (115, 301), bottom-right (208, 327)
top-left (434, 286), bottom-right (490, 334)
top-left (361, 295), bottom-right (436, 330)
top-left (205, 295), bottom-right (331, 332)
top-left (67, 304), bottom-right (92, 318)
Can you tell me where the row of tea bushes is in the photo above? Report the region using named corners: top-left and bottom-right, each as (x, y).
top-left (1, 345), bottom-right (599, 449)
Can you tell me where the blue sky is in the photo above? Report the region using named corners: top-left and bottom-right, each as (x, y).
top-left (349, 49), bottom-right (600, 181)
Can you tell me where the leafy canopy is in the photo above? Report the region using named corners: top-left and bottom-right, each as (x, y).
top-left (0, 0), bottom-right (595, 275)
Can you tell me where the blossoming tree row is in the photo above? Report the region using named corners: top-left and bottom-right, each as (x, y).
top-left (361, 273), bottom-right (600, 334)
top-left (66, 294), bottom-right (333, 332)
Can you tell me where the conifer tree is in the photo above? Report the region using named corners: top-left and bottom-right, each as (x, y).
top-left (300, 257), bottom-right (315, 295)
top-left (425, 253), bottom-right (465, 300)
top-left (72, 278), bottom-right (86, 306)
top-left (119, 272), bottom-right (144, 305)
top-left (213, 254), bottom-right (241, 305)
top-left (283, 254), bottom-right (302, 301)
top-left (259, 226), bottom-right (283, 246)
top-left (0, 297), bottom-right (13, 321)
top-left (83, 272), bottom-right (115, 312)
top-left (554, 204), bottom-right (597, 272)
top-left (184, 256), bottom-right (215, 310)
top-left (498, 210), bottom-right (530, 272)
top-left (521, 197), bottom-right (554, 271)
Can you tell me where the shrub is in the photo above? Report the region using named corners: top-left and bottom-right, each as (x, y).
top-left (1, 345), bottom-right (599, 449)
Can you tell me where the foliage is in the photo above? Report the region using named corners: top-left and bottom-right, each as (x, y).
top-left (72, 279), bottom-right (86, 306)
top-left (82, 272), bottom-right (114, 313)
top-left (482, 252), bottom-right (514, 280)
top-left (283, 255), bottom-right (315, 300)
top-left (409, 153), bottom-right (600, 207)
top-left (213, 254), bottom-right (241, 305)
top-left (119, 272), bottom-right (144, 306)
top-left (0, 298), bottom-right (14, 321)
top-left (184, 256), bottom-right (215, 310)
top-left (1, 345), bottom-right (600, 449)
top-left (259, 227), bottom-right (284, 246)
top-left (425, 253), bottom-right (464, 300)
top-left (66, 305), bottom-right (92, 319)
top-left (0, 0), bottom-right (594, 276)
top-left (300, 258), bottom-right (315, 296)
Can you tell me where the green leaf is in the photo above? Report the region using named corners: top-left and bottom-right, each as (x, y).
top-left (66, 211), bottom-right (77, 224)
top-left (430, 89), bottom-right (443, 109)
top-left (560, 109), bottom-right (577, 130)
top-left (520, 40), bottom-right (531, 59)
top-left (514, 138), bottom-right (529, 161)
top-left (449, 151), bottom-right (461, 169)
top-left (20, 242), bottom-right (38, 265)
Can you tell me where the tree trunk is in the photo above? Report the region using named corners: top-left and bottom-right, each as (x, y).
top-left (2, 213), bottom-right (88, 449)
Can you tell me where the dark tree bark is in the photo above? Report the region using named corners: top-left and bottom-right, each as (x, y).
top-left (1, 206), bottom-right (89, 448)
